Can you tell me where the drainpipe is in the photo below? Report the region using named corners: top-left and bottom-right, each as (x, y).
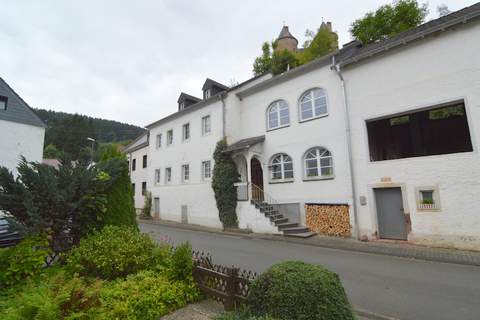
top-left (219, 92), bottom-right (227, 139)
top-left (332, 56), bottom-right (361, 240)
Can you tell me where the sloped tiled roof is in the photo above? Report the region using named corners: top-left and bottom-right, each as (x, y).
top-left (202, 78), bottom-right (228, 91)
top-left (0, 77), bottom-right (46, 128)
top-left (177, 92), bottom-right (201, 104)
top-left (225, 135), bottom-right (265, 152)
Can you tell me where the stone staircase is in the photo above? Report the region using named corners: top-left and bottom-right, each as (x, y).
top-left (250, 200), bottom-right (316, 238)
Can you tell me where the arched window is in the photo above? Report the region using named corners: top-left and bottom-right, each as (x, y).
top-left (267, 100), bottom-right (290, 130)
top-left (304, 147), bottom-right (333, 179)
top-left (299, 88), bottom-right (328, 121)
top-left (270, 153), bottom-right (293, 181)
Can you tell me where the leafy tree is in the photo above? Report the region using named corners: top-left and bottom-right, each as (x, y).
top-left (253, 25), bottom-right (338, 76)
top-left (0, 159), bottom-right (110, 258)
top-left (211, 139), bottom-right (239, 229)
top-left (253, 42), bottom-right (273, 76)
top-left (298, 24), bottom-right (339, 65)
top-left (43, 144), bottom-right (64, 159)
top-left (350, 0), bottom-right (428, 44)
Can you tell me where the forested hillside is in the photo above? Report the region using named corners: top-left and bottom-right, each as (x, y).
top-left (35, 108), bottom-right (145, 160)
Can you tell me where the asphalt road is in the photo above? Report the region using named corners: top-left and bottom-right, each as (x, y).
top-left (140, 223), bottom-right (480, 320)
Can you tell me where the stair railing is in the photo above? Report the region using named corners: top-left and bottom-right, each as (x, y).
top-left (250, 183), bottom-right (287, 220)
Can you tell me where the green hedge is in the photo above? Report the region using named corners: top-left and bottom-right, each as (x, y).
top-left (248, 261), bottom-right (354, 320)
top-left (65, 226), bottom-right (161, 280)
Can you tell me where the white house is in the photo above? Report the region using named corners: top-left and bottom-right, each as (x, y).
top-left (123, 132), bottom-right (149, 213)
top-left (133, 3), bottom-right (480, 250)
top-left (0, 77), bottom-right (46, 176)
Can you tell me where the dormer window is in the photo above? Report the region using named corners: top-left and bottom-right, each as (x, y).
top-left (204, 89), bottom-right (211, 99)
top-left (0, 96), bottom-right (7, 110)
top-left (179, 102), bottom-right (185, 110)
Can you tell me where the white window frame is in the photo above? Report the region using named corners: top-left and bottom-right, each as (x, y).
top-left (181, 164), bottom-right (190, 183)
top-left (165, 167), bottom-right (172, 184)
top-left (303, 147), bottom-right (334, 180)
top-left (205, 89), bottom-right (211, 99)
top-left (179, 102), bottom-right (185, 110)
top-left (415, 186), bottom-right (441, 211)
top-left (201, 160), bottom-right (212, 181)
top-left (156, 134), bottom-right (162, 149)
top-left (267, 100), bottom-right (290, 131)
top-left (182, 123), bottom-right (190, 142)
top-left (201, 115), bottom-right (211, 136)
top-left (154, 169), bottom-right (161, 185)
top-left (269, 153), bottom-right (294, 183)
top-left (298, 88), bottom-right (328, 122)
top-left (166, 129), bottom-right (173, 146)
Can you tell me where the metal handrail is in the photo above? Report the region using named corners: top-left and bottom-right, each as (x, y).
top-left (250, 182), bottom-right (287, 220)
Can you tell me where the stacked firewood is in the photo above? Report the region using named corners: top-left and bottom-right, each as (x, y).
top-left (305, 204), bottom-right (351, 237)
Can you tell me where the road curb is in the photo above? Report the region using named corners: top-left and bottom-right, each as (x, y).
top-left (139, 219), bottom-right (480, 267)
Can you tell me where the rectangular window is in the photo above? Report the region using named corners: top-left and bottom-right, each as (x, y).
top-left (204, 89), bottom-right (211, 99)
top-left (132, 159), bottom-right (136, 171)
top-left (156, 134), bottom-right (162, 149)
top-left (165, 167), bottom-right (172, 184)
top-left (201, 115), bottom-right (211, 135)
top-left (181, 164), bottom-right (190, 183)
top-left (0, 96), bottom-right (7, 110)
top-left (142, 155), bottom-right (147, 168)
top-left (142, 182), bottom-right (147, 196)
top-left (366, 101), bottom-right (473, 161)
top-left (167, 130), bottom-right (173, 146)
top-left (416, 186), bottom-right (440, 211)
top-left (155, 169), bottom-right (161, 184)
top-left (182, 123), bottom-right (190, 141)
top-left (202, 160), bottom-right (211, 180)
top-left (132, 183), bottom-right (135, 194)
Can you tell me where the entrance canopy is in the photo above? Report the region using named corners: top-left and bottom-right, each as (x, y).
top-left (225, 135), bottom-right (265, 153)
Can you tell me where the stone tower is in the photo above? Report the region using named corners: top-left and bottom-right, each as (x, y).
top-left (276, 25), bottom-right (298, 53)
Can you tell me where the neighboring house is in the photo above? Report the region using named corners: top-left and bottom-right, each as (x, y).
top-left (137, 3), bottom-right (480, 250)
top-left (123, 132), bottom-right (149, 214)
top-left (0, 77), bottom-right (46, 176)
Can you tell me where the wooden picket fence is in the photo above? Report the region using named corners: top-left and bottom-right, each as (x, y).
top-left (192, 251), bottom-right (258, 311)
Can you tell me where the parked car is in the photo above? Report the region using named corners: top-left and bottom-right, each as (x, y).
top-left (0, 217), bottom-right (23, 248)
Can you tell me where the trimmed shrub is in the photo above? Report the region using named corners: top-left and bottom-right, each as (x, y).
top-left (212, 139), bottom-right (239, 229)
top-left (248, 261), bottom-right (354, 320)
top-left (94, 270), bottom-right (198, 320)
top-left (65, 226), bottom-right (158, 280)
top-left (96, 157), bottom-right (137, 229)
top-left (0, 236), bottom-right (51, 288)
top-left (168, 242), bottom-right (194, 282)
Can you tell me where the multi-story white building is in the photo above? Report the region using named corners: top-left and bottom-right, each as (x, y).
top-left (0, 77), bottom-right (45, 176)
top-left (124, 132), bottom-right (149, 213)
top-left (131, 3), bottom-right (480, 250)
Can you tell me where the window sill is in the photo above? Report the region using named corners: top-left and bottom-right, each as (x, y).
top-left (299, 113), bottom-right (329, 124)
top-left (303, 175), bottom-right (335, 182)
top-left (417, 204), bottom-right (441, 212)
top-left (269, 179), bottom-right (294, 184)
top-left (267, 124), bottom-right (290, 132)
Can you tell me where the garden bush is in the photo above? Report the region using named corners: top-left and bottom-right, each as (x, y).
top-left (65, 226), bottom-right (159, 280)
top-left (94, 270), bottom-right (199, 320)
top-left (0, 236), bottom-right (50, 288)
top-left (247, 261), bottom-right (354, 320)
top-left (1, 270), bottom-right (103, 320)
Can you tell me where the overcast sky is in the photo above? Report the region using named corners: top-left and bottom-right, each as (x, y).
top-left (1, 0), bottom-right (476, 127)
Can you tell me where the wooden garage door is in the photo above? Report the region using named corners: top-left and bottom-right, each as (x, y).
top-left (306, 204), bottom-right (351, 237)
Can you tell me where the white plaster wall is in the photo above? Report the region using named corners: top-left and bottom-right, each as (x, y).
top-left (343, 21), bottom-right (480, 250)
top-left (148, 101), bottom-right (224, 229)
top-left (0, 119), bottom-right (44, 176)
top-left (232, 66), bottom-right (354, 226)
top-left (237, 201), bottom-right (281, 234)
top-left (127, 146), bottom-right (149, 210)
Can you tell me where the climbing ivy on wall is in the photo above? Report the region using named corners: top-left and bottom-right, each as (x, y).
top-left (212, 139), bottom-right (239, 229)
